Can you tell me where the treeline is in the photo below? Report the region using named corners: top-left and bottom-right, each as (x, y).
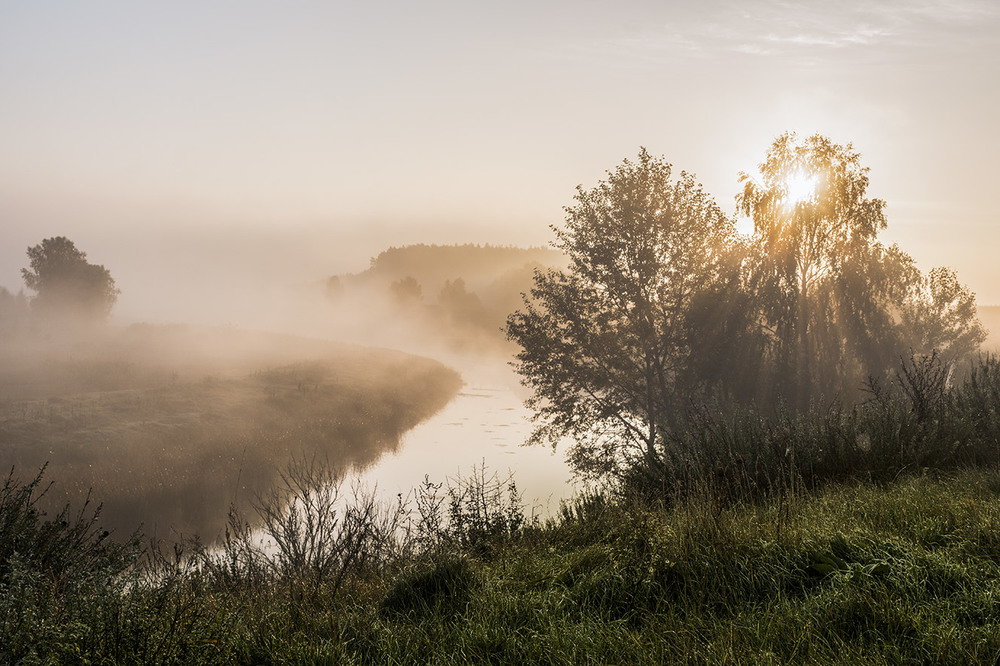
top-left (361, 243), bottom-right (563, 288)
top-left (325, 243), bottom-right (566, 353)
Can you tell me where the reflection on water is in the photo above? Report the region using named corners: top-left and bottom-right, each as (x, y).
top-left (355, 366), bottom-right (575, 516)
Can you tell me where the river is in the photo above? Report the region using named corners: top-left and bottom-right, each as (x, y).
top-left (354, 356), bottom-right (576, 517)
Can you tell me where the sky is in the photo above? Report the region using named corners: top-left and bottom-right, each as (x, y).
top-left (2, 0), bottom-right (999, 325)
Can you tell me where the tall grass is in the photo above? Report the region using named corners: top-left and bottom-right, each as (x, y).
top-left (5, 463), bottom-right (1000, 663)
top-left (624, 353), bottom-right (1000, 508)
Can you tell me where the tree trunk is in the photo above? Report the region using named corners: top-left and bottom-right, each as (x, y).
top-left (797, 282), bottom-right (810, 412)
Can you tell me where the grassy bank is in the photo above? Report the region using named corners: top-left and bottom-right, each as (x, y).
top-left (6, 350), bottom-right (1000, 663)
top-left (4, 463), bottom-right (1000, 664)
top-left (0, 324), bottom-right (462, 540)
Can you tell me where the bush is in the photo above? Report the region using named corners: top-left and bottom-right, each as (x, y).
top-left (190, 455), bottom-right (407, 602)
top-left (0, 465), bottom-right (141, 664)
top-left (409, 464), bottom-right (529, 558)
top-left (0, 464), bottom-right (139, 590)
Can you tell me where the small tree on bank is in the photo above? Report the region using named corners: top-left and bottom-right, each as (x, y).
top-left (22, 237), bottom-right (119, 323)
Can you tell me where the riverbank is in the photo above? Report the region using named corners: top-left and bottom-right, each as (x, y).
top-left (4, 464), bottom-right (1000, 663)
top-left (0, 323), bottom-right (461, 540)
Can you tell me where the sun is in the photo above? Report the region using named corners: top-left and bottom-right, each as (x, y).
top-left (784, 169), bottom-right (819, 205)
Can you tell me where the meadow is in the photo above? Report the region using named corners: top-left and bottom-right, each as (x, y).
top-left (0, 324), bottom-right (462, 541)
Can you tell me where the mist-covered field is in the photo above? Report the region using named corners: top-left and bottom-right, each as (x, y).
top-left (0, 323), bottom-right (461, 541)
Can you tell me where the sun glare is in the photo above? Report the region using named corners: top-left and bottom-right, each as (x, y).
top-left (784, 170), bottom-right (818, 205)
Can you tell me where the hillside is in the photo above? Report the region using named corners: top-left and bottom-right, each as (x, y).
top-left (345, 243), bottom-right (565, 294)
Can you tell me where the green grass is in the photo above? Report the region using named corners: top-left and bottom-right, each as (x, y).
top-left (5, 464), bottom-right (1000, 664)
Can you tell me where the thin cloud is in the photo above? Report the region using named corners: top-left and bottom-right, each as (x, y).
top-left (563, 0), bottom-right (998, 67)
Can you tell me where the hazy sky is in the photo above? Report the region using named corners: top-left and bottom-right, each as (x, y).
top-left (2, 0), bottom-right (998, 324)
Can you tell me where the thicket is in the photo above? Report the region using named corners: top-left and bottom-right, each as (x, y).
top-left (624, 352), bottom-right (1000, 506)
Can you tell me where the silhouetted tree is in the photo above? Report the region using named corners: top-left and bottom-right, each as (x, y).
top-left (510, 137), bottom-right (984, 482)
top-left (738, 133), bottom-right (926, 407)
top-left (900, 266), bottom-right (986, 365)
top-left (439, 278), bottom-right (487, 328)
top-left (679, 239), bottom-right (772, 406)
top-left (21, 237), bottom-right (119, 322)
top-left (506, 149), bottom-right (736, 479)
top-left (389, 276), bottom-right (423, 308)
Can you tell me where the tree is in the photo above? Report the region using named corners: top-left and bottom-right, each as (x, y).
top-left (737, 132), bottom-right (984, 406)
top-left (389, 276), bottom-right (423, 308)
top-left (900, 266), bottom-right (986, 365)
top-left (21, 237), bottom-right (119, 322)
top-left (438, 278), bottom-right (487, 328)
top-left (737, 133), bottom-right (907, 406)
top-left (506, 149), bottom-right (736, 479)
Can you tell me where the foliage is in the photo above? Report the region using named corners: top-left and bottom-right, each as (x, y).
top-left (21, 236), bottom-right (120, 322)
top-left (738, 134), bottom-right (895, 406)
top-left (900, 265), bottom-right (987, 363)
top-left (189, 456), bottom-right (406, 604)
top-left (363, 243), bottom-right (564, 287)
top-left (0, 465), bottom-right (139, 590)
top-left (329, 244), bottom-right (568, 354)
top-left (507, 148), bottom-right (737, 480)
top-left (624, 352), bottom-right (1000, 507)
top-left (410, 465), bottom-right (528, 557)
top-left (509, 135), bottom-right (985, 482)
top-left (438, 277), bottom-right (488, 329)
top-left (389, 275), bottom-right (423, 306)
top-left (736, 133), bottom-right (985, 408)
top-left (0, 465), bottom-right (141, 664)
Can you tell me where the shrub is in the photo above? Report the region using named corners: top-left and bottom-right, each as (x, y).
top-left (409, 464), bottom-right (529, 558)
top-left (0, 464), bottom-right (139, 590)
top-left (191, 455), bottom-right (407, 602)
top-left (0, 465), bottom-right (140, 664)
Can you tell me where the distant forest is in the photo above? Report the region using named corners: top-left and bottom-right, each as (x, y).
top-left (324, 243), bottom-right (567, 353)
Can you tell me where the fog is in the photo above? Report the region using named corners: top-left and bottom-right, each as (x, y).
top-left (0, 233), bottom-right (578, 545)
top-left (0, 217), bottom-right (539, 330)
top-left (5, 214), bottom-right (1000, 547)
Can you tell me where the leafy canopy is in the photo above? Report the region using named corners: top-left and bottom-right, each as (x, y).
top-left (507, 149), bottom-right (736, 479)
top-left (509, 136), bottom-right (985, 481)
